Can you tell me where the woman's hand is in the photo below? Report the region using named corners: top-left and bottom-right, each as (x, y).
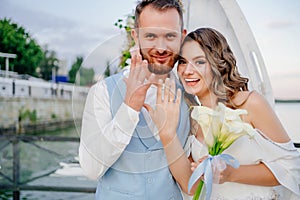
top-left (192, 156), bottom-right (234, 184)
top-left (144, 78), bottom-right (181, 141)
top-left (191, 156), bottom-right (208, 172)
top-left (190, 156), bottom-right (235, 184)
top-left (190, 156), bottom-right (208, 182)
top-left (215, 164), bottom-right (234, 184)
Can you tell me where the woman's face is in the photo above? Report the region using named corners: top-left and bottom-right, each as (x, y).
top-left (177, 40), bottom-right (213, 98)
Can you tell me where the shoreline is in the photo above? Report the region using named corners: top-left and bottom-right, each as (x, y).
top-left (275, 99), bottom-right (300, 103)
top-left (0, 119), bottom-right (78, 134)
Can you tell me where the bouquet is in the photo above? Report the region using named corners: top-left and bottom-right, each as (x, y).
top-left (188, 103), bottom-right (255, 200)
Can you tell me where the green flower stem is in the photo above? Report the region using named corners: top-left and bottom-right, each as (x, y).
top-left (193, 180), bottom-right (204, 200)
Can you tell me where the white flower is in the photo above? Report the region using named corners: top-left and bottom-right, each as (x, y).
top-left (189, 102), bottom-right (255, 200)
top-left (217, 102), bottom-right (247, 121)
top-left (191, 103), bottom-right (255, 153)
top-left (191, 106), bottom-right (218, 139)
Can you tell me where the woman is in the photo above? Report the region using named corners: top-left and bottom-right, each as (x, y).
top-left (145, 28), bottom-right (300, 199)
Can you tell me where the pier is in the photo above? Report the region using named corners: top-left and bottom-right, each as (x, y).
top-left (0, 75), bottom-right (89, 134)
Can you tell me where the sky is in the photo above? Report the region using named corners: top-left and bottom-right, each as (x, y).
top-left (0, 0), bottom-right (299, 99)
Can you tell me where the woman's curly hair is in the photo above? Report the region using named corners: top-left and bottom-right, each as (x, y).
top-left (182, 27), bottom-right (249, 108)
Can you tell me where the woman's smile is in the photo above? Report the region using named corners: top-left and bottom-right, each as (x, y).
top-left (185, 78), bottom-right (200, 87)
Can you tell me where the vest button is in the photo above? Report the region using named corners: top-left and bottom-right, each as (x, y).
top-left (147, 177), bottom-right (153, 184)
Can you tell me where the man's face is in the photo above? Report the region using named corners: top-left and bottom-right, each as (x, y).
top-left (132, 6), bottom-right (186, 75)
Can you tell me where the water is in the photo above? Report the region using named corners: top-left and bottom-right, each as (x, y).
top-left (0, 102), bottom-right (299, 199)
top-left (0, 126), bottom-right (97, 200)
top-left (275, 102), bottom-right (300, 143)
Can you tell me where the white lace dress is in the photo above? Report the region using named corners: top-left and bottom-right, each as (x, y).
top-left (182, 130), bottom-right (300, 200)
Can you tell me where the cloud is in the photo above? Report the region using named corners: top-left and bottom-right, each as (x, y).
top-left (34, 25), bottom-right (118, 60)
top-left (0, 0), bottom-right (76, 32)
top-left (267, 19), bottom-right (295, 29)
top-left (0, 0), bottom-right (122, 64)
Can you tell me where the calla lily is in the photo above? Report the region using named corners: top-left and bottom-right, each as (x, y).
top-left (204, 126), bottom-right (215, 148)
top-left (189, 103), bottom-right (255, 200)
top-left (191, 106), bottom-right (219, 140)
top-left (220, 132), bottom-right (247, 150)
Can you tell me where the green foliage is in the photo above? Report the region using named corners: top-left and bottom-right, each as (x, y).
top-left (104, 61), bottom-right (120, 78)
top-left (68, 56), bottom-right (95, 86)
top-left (0, 18), bottom-right (43, 76)
top-left (114, 14), bottom-right (135, 69)
top-left (28, 109), bottom-right (37, 122)
top-left (38, 45), bottom-right (59, 81)
top-left (65, 111), bottom-right (70, 118)
top-left (104, 61), bottom-right (111, 78)
top-left (68, 56), bottom-right (83, 83)
top-left (79, 67), bottom-right (95, 86)
top-left (114, 16), bottom-right (135, 33)
top-left (51, 113), bottom-right (57, 119)
top-left (19, 108), bottom-right (38, 123)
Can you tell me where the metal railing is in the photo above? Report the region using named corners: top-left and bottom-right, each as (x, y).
top-left (0, 76), bottom-right (89, 100)
top-left (0, 134), bottom-right (96, 200)
top-left (0, 134), bottom-right (299, 200)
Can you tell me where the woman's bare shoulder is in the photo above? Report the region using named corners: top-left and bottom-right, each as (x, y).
top-left (236, 91), bottom-right (290, 142)
top-left (232, 90), bottom-right (264, 108)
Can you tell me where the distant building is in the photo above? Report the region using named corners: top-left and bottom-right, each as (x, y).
top-left (54, 59), bottom-right (69, 83)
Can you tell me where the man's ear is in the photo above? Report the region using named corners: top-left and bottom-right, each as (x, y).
top-left (131, 29), bottom-right (139, 46)
top-left (130, 29), bottom-right (141, 57)
top-left (181, 29), bottom-right (187, 42)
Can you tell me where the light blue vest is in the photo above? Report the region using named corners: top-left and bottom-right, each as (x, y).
top-left (95, 72), bottom-right (190, 200)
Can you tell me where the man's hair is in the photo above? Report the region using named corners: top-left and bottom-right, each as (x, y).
top-left (134, 0), bottom-right (184, 30)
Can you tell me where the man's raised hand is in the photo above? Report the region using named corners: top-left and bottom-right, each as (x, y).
top-left (124, 54), bottom-right (153, 111)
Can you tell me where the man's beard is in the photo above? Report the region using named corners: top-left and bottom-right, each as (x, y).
top-left (147, 63), bottom-right (173, 75)
top-left (139, 48), bottom-right (178, 75)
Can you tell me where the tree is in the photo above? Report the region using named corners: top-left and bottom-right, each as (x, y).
top-left (68, 56), bottom-right (83, 84)
top-left (68, 56), bottom-right (95, 86)
top-left (104, 61), bottom-right (111, 78)
top-left (38, 45), bottom-right (59, 81)
top-left (0, 18), bottom-right (43, 76)
top-left (79, 67), bottom-right (95, 86)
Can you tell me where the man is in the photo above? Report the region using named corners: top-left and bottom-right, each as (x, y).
top-left (79, 0), bottom-right (189, 199)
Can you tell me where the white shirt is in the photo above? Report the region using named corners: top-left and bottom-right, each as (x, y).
top-left (79, 68), bottom-right (160, 180)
